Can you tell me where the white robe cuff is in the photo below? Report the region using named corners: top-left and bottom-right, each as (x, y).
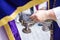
top-left (53, 7), bottom-right (60, 27)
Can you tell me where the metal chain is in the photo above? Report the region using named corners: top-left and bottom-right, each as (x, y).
top-left (53, 0), bottom-right (56, 7)
top-left (50, 0), bottom-right (56, 40)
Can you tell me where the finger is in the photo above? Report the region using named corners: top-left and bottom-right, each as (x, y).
top-left (30, 14), bottom-right (35, 18)
top-left (30, 12), bottom-right (37, 18)
top-left (31, 16), bottom-right (39, 22)
top-left (30, 16), bottom-right (37, 22)
top-left (30, 14), bottom-right (36, 20)
top-left (33, 19), bottom-right (39, 22)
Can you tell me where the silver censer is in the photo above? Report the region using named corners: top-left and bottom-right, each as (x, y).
top-left (19, 13), bottom-right (35, 33)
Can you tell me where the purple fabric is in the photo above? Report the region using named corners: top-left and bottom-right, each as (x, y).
top-left (8, 20), bottom-right (21, 40)
top-left (36, 5), bottom-right (39, 10)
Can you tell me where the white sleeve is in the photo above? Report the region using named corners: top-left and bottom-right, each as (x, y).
top-left (38, 2), bottom-right (47, 10)
top-left (33, 2), bottom-right (47, 13)
top-left (53, 7), bottom-right (60, 20)
top-left (53, 7), bottom-right (60, 27)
